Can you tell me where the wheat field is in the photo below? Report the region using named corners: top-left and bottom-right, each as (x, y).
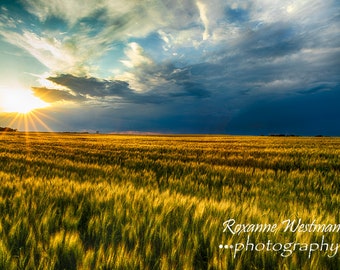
top-left (0, 132), bottom-right (339, 269)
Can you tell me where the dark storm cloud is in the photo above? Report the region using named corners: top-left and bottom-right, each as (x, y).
top-left (169, 82), bottom-right (210, 98)
top-left (152, 64), bottom-right (212, 98)
top-left (240, 23), bottom-right (303, 59)
top-left (48, 74), bottom-right (131, 98)
top-left (46, 67), bottom-right (212, 104)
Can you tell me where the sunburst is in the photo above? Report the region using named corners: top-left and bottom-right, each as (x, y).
top-left (0, 87), bottom-right (49, 114)
top-left (0, 86), bottom-right (58, 133)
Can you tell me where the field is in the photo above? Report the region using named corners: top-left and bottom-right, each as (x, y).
top-left (0, 133), bottom-right (339, 269)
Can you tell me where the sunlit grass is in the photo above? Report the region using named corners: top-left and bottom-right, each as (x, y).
top-left (0, 133), bottom-right (339, 269)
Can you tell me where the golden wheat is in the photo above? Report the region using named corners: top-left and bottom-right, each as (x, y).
top-left (0, 133), bottom-right (339, 269)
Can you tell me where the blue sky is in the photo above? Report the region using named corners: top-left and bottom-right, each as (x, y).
top-left (0, 0), bottom-right (339, 135)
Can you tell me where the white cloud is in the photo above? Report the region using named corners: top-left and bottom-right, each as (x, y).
top-left (0, 0), bottom-right (208, 76)
top-left (250, 0), bottom-right (334, 25)
top-left (0, 1), bottom-right (184, 76)
top-left (1, 30), bottom-right (75, 71)
top-left (196, 1), bottom-right (210, 40)
top-left (23, 0), bottom-right (167, 35)
top-left (121, 43), bottom-right (153, 68)
top-left (23, 0), bottom-right (103, 25)
top-left (196, 0), bottom-right (231, 41)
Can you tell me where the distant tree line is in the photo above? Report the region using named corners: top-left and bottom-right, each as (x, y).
top-left (267, 134), bottom-right (329, 137)
top-left (0, 127), bottom-right (17, 132)
top-left (268, 134), bottom-right (299, 137)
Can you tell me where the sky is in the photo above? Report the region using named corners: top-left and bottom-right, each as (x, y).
top-left (0, 0), bottom-right (339, 135)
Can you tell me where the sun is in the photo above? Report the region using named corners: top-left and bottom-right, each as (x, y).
top-left (0, 87), bottom-right (49, 114)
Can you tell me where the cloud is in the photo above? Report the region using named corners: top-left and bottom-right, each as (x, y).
top-left (0, 0), bottom-right (219, 75)
top-left (0, 30), bottom-right (77, 71)
top-left (43, 74), bottom-right (164, 104)
top-left (2, 0), bottom-right (335, 78)
top-left (121, 42), bottom-right (153, 69)
top-left (239, 23), bottom-right (303, 59)
top-left (31, 87), bottom-right (84, 103)
top-left (196, 1), bottom-right (210, 40)
top-left (1, 0), bottom-right (339, 134)
top-left (6, 0), bottom-right (338, 100)
top-left (36, 61), bottom-right (213, 107)
top-left (22, 0), bottom-right (102, 25)
top-left (47, 74), bottom-right (132, 98)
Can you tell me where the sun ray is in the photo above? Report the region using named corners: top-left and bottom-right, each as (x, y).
top-left (34, 117), bottom-right (52, 132)
top-left (27, 113), bottom-right (38, 131)
top-left (1, 109), bottom-right (55, 134)
top-left (32, 110), bottom-right (62, 130)
top-left (23, 115), bottom-right (32, 156)
top-left (6, 113), bottom-right (22, 132)
top-left (0, 110), bottom-right (58, 155)
top-left (0, 86), bottom-right (65, 152)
